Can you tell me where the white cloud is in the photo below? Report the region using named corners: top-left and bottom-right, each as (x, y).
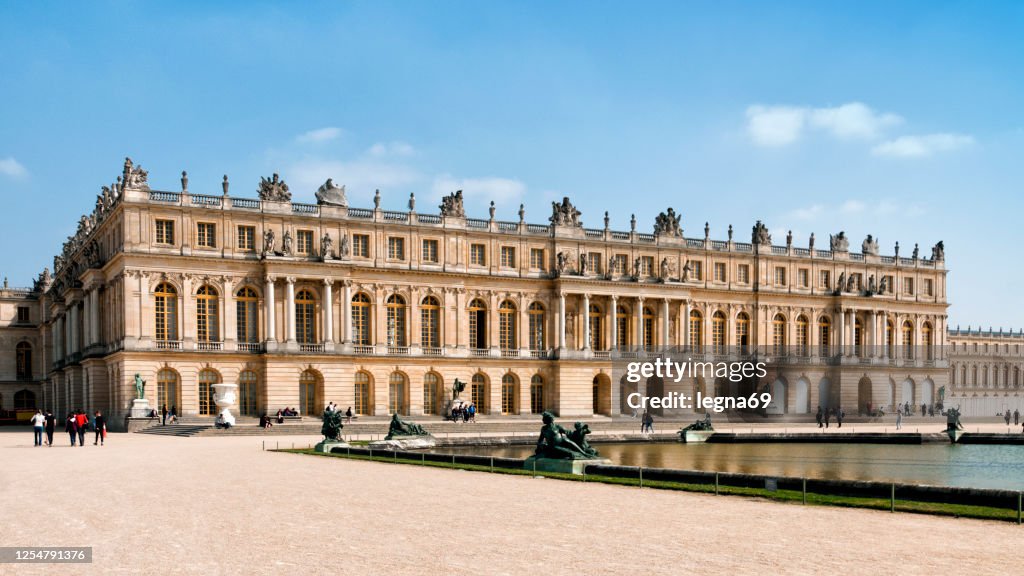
top-left (367, 141), bottom-right (415, 157)
top-left (295, 127), bottom-right (342, 144)
top-left (840, 200), bottom-right (865, 214)
top-left (790, 204), bottom-right (824, 220)
top-left (0, 157), bottom-right (27, 178)
top-left (746, 102), bottom-right (901, 147)
top-left (870, 133), bottom-right (974, 158)
top-left (285, 158), bottom-right (421, 199)
top-left (431, 175), bottom-right (526, 208)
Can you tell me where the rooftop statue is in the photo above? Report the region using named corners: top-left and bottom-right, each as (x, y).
top-left (533, 412), bottom-right (600, 460)
top-left (315, 179), bottom-right (347, 207)
top-left (549, 196), bottom-right (582, 227)
top-left (830, 231), bottom-right (849, 252)
top-left (932, 240), bottom-right (945, 261)
top-left (385, 413), bottom-right (428, 439)
top-left (321, 408), bottom-right (344, 442)
top-left (122, 157), bottom-right (150, 191)
top-left (653, 208), bottom-right (682, 237)
top-left (862, 234), bottom-right (880, 256)
top-left (257, 173), bottom-right (291, 202)
top-left (751, 220), bottom-right (771, 246)
top-left (439, 190), bottom-right (466, 217)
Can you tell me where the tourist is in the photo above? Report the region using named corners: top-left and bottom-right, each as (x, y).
top-left (823, 408), bottom-right (831, 429)
top-left (65, 413), bottom-right (78, 446)
top-left (462, 405), bottom-right (469, 423)
top-left (260, 414), bottom-right (273, 429)
top-left (836, 407), bottom-right (844, 428)
top-left (44, 410), bottom-right (55, 446)
top-left (75, 410), bottom-right (88, 446)
top-left (815, 406), bottom-right (823, 428)
top-left (1015, 409), bottom-right (1020, 426)
top-left (1004, 410), bottom-right (1011, 426)
top-left (93, 411), bottom-right (106, 446)
top-left (345, 407), bottom-right (353, 423)
top-left (644, 411), bottom-right (655, 433)
top-left (162, 404), bottom-right (168, 426)
top-left (921, 403), bottom-right (926, 418)
top-left (276, 409), bottom-right (284, 424)
top-left (30, 409), bottom-right (45, 446)
top-left (896, 410), bottom-right (902, 430)
top-left (468, 403), bottom-right (476, 423)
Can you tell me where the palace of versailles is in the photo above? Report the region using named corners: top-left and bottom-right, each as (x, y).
top-left (0, 157), bottom-right (1013, 428)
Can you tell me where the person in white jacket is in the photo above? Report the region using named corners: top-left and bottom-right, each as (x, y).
top-left (30, 410), bottom-right (45, 446)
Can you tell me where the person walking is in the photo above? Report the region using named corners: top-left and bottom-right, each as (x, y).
top-left (1005, 410), bottom-right (1012, 426)
top-left (815, 406), bottom-right (823, 428)
top-left (645, 411), bottom-right (655, 434)
top-left (836, 407), bottom-right (844, 429)
top-left (30, 410), bottom-right (45, 446)
top-left (93, 411), bottom-right (106, 446)
top-left (1015, 409), bottom-right (1020, 426)
top-left (65, 413), bottom-right (78, 446)
top-left (44, 410), bottom-right (56, 446)
top-left (345, 407), bottom-right (353, 423)
top-left (824, 408), bottom-right (831, 429)
top-left (896, 410), bottom-right (902, 430)
top-left (75, 410), bottom-right (88, 446)
top-left (162, 404), bottom-right (168, 426)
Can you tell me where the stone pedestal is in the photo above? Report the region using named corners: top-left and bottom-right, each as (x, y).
top-left (681, 430), bottom-right (714, 443)
top-left (315, 439), bottom-right (352, 453)
top-left (523, 456), bottom-right (612, 475)
top-left (367, 436), bottom-right (437, 450)
top-left (212, 383), bottom-right (238, 426)
top-left (130, 398), bottom-right (152, 418)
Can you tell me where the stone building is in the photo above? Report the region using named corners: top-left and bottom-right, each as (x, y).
top-left (0, 279), bottom-right (45, 416)
top-left (27, 158), bottom-right (951, 428)
top-left (947, 328), bottom-right (1024, 416)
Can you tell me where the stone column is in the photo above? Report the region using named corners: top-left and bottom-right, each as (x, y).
top-left (285, 277), bottom-right (296, 343)
top-left (610, 295), bottom-right (618, 350)
top-left (870, 310), bottom-right (878, 357)
top-left (661, 298), bottom-right (670, 348)
top-left (682, 300), bottom-right (690, 348)
top-left (69, 303), bottom-right (78, 354)
top-left (634, 296), bottom-right (644, 349)
top-left (838, 307), bottom-right (845, 356)
top-left (90, 288), bottom-right (100, 346)
top-left (223, 277), bottom-right (235, 346)
top-left (81, 295), bottom-right (91, 348)
top-left (342, 280), bottom-right (352, 345)
top-left (557, 292), bottom-right (566, 350)
top-left (56, 315), bottom-right (65, 360)
top-left (582, 293), bottom-right (591, 351)
top-left (265, 276), bottom-right (276, 343)
top-left (323, 279), bottom-right (334, 344)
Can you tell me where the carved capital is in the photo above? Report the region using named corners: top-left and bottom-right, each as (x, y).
top-left (264, 275), bottom-right (276, 284)
top-left (285, 276), bottom-right (296, 284)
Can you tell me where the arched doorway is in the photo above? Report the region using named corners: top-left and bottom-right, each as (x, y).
top-left (501, 373), bottom-right (519, 415)
top-left (592, 374), bottom-right (611, 416)
top-left (766, 378), bottom-right (786, 414)
top-left (530, 374), bottom-right (545, 414)
top-left (157, 368), bottom-right (180, 413)
top-left (471, 373), bottom-right (488, 414)
top-left (238, 370), bottom-right (259, 416)
top-left (921, 378), bottom-right (934, 407)
top-left (198, 369), bottom-right (220, 416)
top-left (354, 371), bottom-right (374, 415)
top-left (423, 372), bottom-right (442, 415)
top-left (793, 378), bottom-right (810, 414)
top-left (388, 371), bottom-right (408, 415)
top-left (646, 376), bottom-right (664, 416)
top-left (886, 379), bottom-right (896, 412)
top-left (299, 369), bottom-right (322, 416)
top-left (858, 376), bottom-right (873, 415)
top-left (901, 378), bottom-right (915, 409)
top-left (619, 375), bottom-right (637, 415)
top-left (818, 377), bottom-right (832, 411)
top-left (14, 389), bottom-right (36, 410)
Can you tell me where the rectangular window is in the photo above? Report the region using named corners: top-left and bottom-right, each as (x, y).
top-left (353, 234), bottom-right (370, 258)
top-left (904, 278), bottom-right (914, 295)
top-left (422, 239), bottom-right (439, 263)
top-left (774, 266), bottom-right (786, 286)
top-left (613, 254), bottom-right (628, 275)
top-left (530, 248), bottom-right (545, 271)
top-left (924, 278), bottom-right (933, 296)
top-left (714, 262), bottom-right (727, 283)
top-left (155, 219), bottom-right (175, 245)
top-left (197, 223), bottom-right (217, 248)
top-left (737, 264), bottom-right (750, 284)
top-left (690, 261), bottom-right (703, 281)
top-left (640, 256), bottom-right (654, 276)
top-left (883, 275), bottom-right (893, 294)
top-left (297, 230), bottom-right (314, 254)
top-left (237, 225), bottom-right (255, 251)
top-left (388, 237), bottom-right (405, 260)
top-left (798, 268), bottom-right (809, 288)
top-left (470, 243), bottom-right (486, 266)
top-left (587, 252), bottom-right (602, 275)
top-left (820, 270), bottom-right (831, 289)
top-left (500, 246), bottom-right (516, 268)
top-left (17, 307), bottom-right (30, 323)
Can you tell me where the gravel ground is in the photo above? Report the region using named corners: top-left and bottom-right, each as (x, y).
top-left (0, 428), bottom-right (1020, 575)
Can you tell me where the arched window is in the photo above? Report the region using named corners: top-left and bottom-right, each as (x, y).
top-left (689, 310), bottom-right (703, 349)
top-left (469, 299), bottom-right (487, 350)
top-left (711, 311), bottom-right (726, 354)
top-left (772, 314), bottom-right (786, 355)
top-left (154, 282), bottom-right (178, 341)
top-left (530, 374), bottom-right (544, 414)
top-left (971, 365), bottom-right (978, 386)
top-left (796, 315), bottom-right (809, 355)
top-left (885, 320), bottom-right (895, 357)
top-left (922, 322), bottom-right (933, 360)
top-left (819, 316), bottom-right (831, 356)
top-left (499, 300), bottom-right (517, 350)
top-left (196, 285), bottom-right (219, 342)
top-left (736, 312), bottom-right (750, 353)
top-left (354, 371), bottom-right (372, 415)
top-left (420, 296), bottom-right (440, 349)
top-left (528, 302), bottom-right (545, 350)
top-left (423, 372), bottom-right (441, 415)
top-left (13, 389), bottom-right (35, 410)
top-left (501, 373), bottom-right (518, 414)
top-left (236, 287), bottom-right (259, 343)
top-left (300, 370), bottom-right (321, 416)
top-left (589, 304), bottom-right (604, 351)
top-left (642, 307), bottom-right (656, 349)
top-left (351, 293), bottom-right (371, 346)
top-left (471, 373), bottom-right (488, 413)
top-left (388, 371), bottom-right (407, 415)
top-left (386, 295), bottom-right (407, 347)
top-left (157, 368), bottom-right (179, 411)
top-left (198, 369), bottom-right (220, 416)
top-left (239, 370), bottom-right (258, 416)
top-left (15, 342), bottom-right (31, 380)
top-left (616, 305), bottom-right (631, 348)
top-left (902, 320), bottom-right (914, 359)
top-left (295, 290), bottom-right (317, 344)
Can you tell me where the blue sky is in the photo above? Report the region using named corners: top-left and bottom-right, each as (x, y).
top-left (1, 1), bottom-right (1021, 328)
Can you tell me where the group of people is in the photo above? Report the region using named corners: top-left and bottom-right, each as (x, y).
top-left (449, 403), bottom-right (477, 423)
top-left (899, 402), bottom-right (940, 417)
top-left (160, 404), bottom-right (178, 425)
top-left (1003, 409), bottom-right (1021, 426)
top-left (324, 402), bottom-right (354, 422)
top-left (30, 409), bottom-right (106, 446)
top-left (640, 411), bottom-right (655, 433)
top-left (815, 406), bottom-right (845, 428)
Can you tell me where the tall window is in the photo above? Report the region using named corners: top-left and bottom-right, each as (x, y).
top-left (351, 293), bottom-right (371, 345)
top-left (16, 342), bottom-right (32, 379)
top-left (528, 302), bottom-right (545, 350)
top-left (471, 373), bottom-right (487, 413)
top-left (469, 299), bottom-right (487, 349)
top-left (772, 314), bottom-right (786, 356)
top-left (589, 304), bottom-right (603, 351)
top-left (922, 322), bottom-right (933, 360)
top-left (388, 372), bottom-right (407, 415)
top-left (798, 269), bottom-right (809, 288)
top-left (530, 374), bottom-right (544, 413)
top-left (640, 256), bottom-right (654, 276)
top-left (736, 312), bottom-right (750, 353)
top-left (300, 370), bottom-right (319, 416)
top-left (423, 372), bottom-right (440, 415)
top-left (420, 296), bottom-right (440, 348)
top-left (352, 234), bottom-right (370, 258)
top-left (297, 230), bottom-right (314, 254)
top-left (613, 254), bottom-right (628, 275)
top-left (904, 278), bottom-right (914, 295)
top-left (196, 285), bottom-right (219, 342)
top-left (421, 239), bottom-right (439, 263)
top-left (854, 318), bottom-right (863, 356)
top-left (470, 244), bottom-right (486, 266)
top-left (689, 310), bottom-right (703, 349)
top-left (499, 300), bottom-right (517, 350)
top-left (198, 369), bottom-right (219, 416)
top-left (295, 290), bottom-right (316, 344)
top-left (157, 368), bottom-right (178, 411)
top-left (711, 311), bottom-right (726, 354)
top-left (155, 219), bottom-right (175, 245)
top-left (530, 248), bottom-right (545, 271)
top-left (501, 373), bottom-right (517, 414)
top-left (737, 264), bottom-right (750, 284)
top-left (154, 283), bottom-right (178, 341)
top-left (642, 307), bottom-right (655, 349)
top-left (690, 261), bottom-right (703, 281)
top-left (796, 315), bottom-right (809, 356)
top-left (197, 223), bottom-right (217, 248)
top-left (236, 287), bottom-right (259, 343)
top-left (587, 253), bottom-right (602, 275)
top-left (902, 320), bottom-right (914, 359)
top-left (500, 246), bottom-right (516, 268)
top-left (238, 370), bottom-right (258, 416)
top-left (17, 307), bottom-right (29, 324)
top-left (820, 270), bottom-right (831, 289)
top-left (387, 237), bottom-right (405, 260)
top-left (386, 295), bottom-right (407, 347)
top-left (714, 262), bottom-right (727, 283)
top-left (237, 225), bottom-right (255, 251)
top-left (354, 371), bottom-right (371, 415)
top-left (819, 317), bottom-right (831, 356)
top-left (774, 267), bottom-right (787, 286)
top-left (616, 305), bottom-right (630, 348)
top-left (885, 320), bottom-right (895, 357)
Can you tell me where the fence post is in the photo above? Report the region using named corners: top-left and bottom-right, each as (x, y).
top-left (490, 457), bottom-right (494, 473)
top-left (715, 472), bottom-right (719, 495)
top-left (394, 450), bottom-right (397, 464)
top-left (802, 478), bottom-right (806, 505)
top-left (1018, 492), bottom-right (1022, 525)
top-left (639, 466), bottom-right (644, 488)
top-left (533, 458), bottom-right (537, 476)
top-left (583, 464), bottom-right (587, 483)
top-left (262, 441), bottom-right (265, 451)
top-left (890, 484), bottom-right (895, 512)
top-left (369, 448), bottom-right (373, 459)
top-left (422, 452), bottom-right (425, 465)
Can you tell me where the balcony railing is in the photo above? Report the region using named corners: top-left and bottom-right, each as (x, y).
top-left (238, 342), bottom-right (263, 353)
top-left (470, 348), bottom-right (490, 358)
top-left (353, 345), bottom-right (374, 355)
top-left (154, 340), bottom-right (182, 350)
top-left (500, 349), bottom-right (520, 358)
top-left (299, 343), bottom-right (324, 353)
top-left (422, 347), bottom-right (443, 357)
top-left (387, 346), bottom-right (410, 355)
top-left (196, 341), bottom-right (223, 351)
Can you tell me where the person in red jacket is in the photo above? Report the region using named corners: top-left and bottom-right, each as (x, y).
top-left (75, 410), bottom-right (88, 447)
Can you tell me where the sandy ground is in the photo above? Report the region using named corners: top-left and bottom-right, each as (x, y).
top-left (0, 427), bottom-right (1020, 576)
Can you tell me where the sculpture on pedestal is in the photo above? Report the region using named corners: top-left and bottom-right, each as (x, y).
top-left (321, 408), bottom-right (344, 442)
top-left (134, 373), bottom-right (146, 399)
top-left (830, 231), bottom-right (849, 252)
top-left (258, 173), bottom-right (291, 202)
top-left (751, 220), bottom-right (771, 246)
top-left (452, 378), bottom-right (466, 400)
top-left (263, 229), bottom-right (276, 255)
top-left (549, 197), bottom-right (582, 227)
top-left (533, 412), bottom-right (600, 460)
top-left (315, 179), bottom-right (348, 206)
top-left (862, 234), bottom-right (879, 256)
top-left (282, 231), bottom-right (293, 255)
top-left (439, 190), bottom-right (466, 217)
top-left (385, 414), bottom-right (428, 439)
top-left (653, 208), bottom-right (682, 237)
top-left (321, 233), bottom-right (333, 260)
top-left (932, 240), bottom-right (945, 261)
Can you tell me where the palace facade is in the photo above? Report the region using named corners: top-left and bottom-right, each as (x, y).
top-left (947, 328), bottom-right (1024, 416)
top-left (18, 158), bottom-right (955, 428)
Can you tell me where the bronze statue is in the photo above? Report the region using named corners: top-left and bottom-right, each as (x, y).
top-left (452, 378), bottom-right (466, 400)
top-left (681, 413), bottom-right (713, 433)
top-left (565, 422), bottom-right (599, 457)
top-left (321, 408), bottom-right (344, 441)
top-left (385, 413), bottom-right (428, 439)
top-left (133, 373), bottom-right (146, 399)
top-left (533, 412), bottom-right (599, 460)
